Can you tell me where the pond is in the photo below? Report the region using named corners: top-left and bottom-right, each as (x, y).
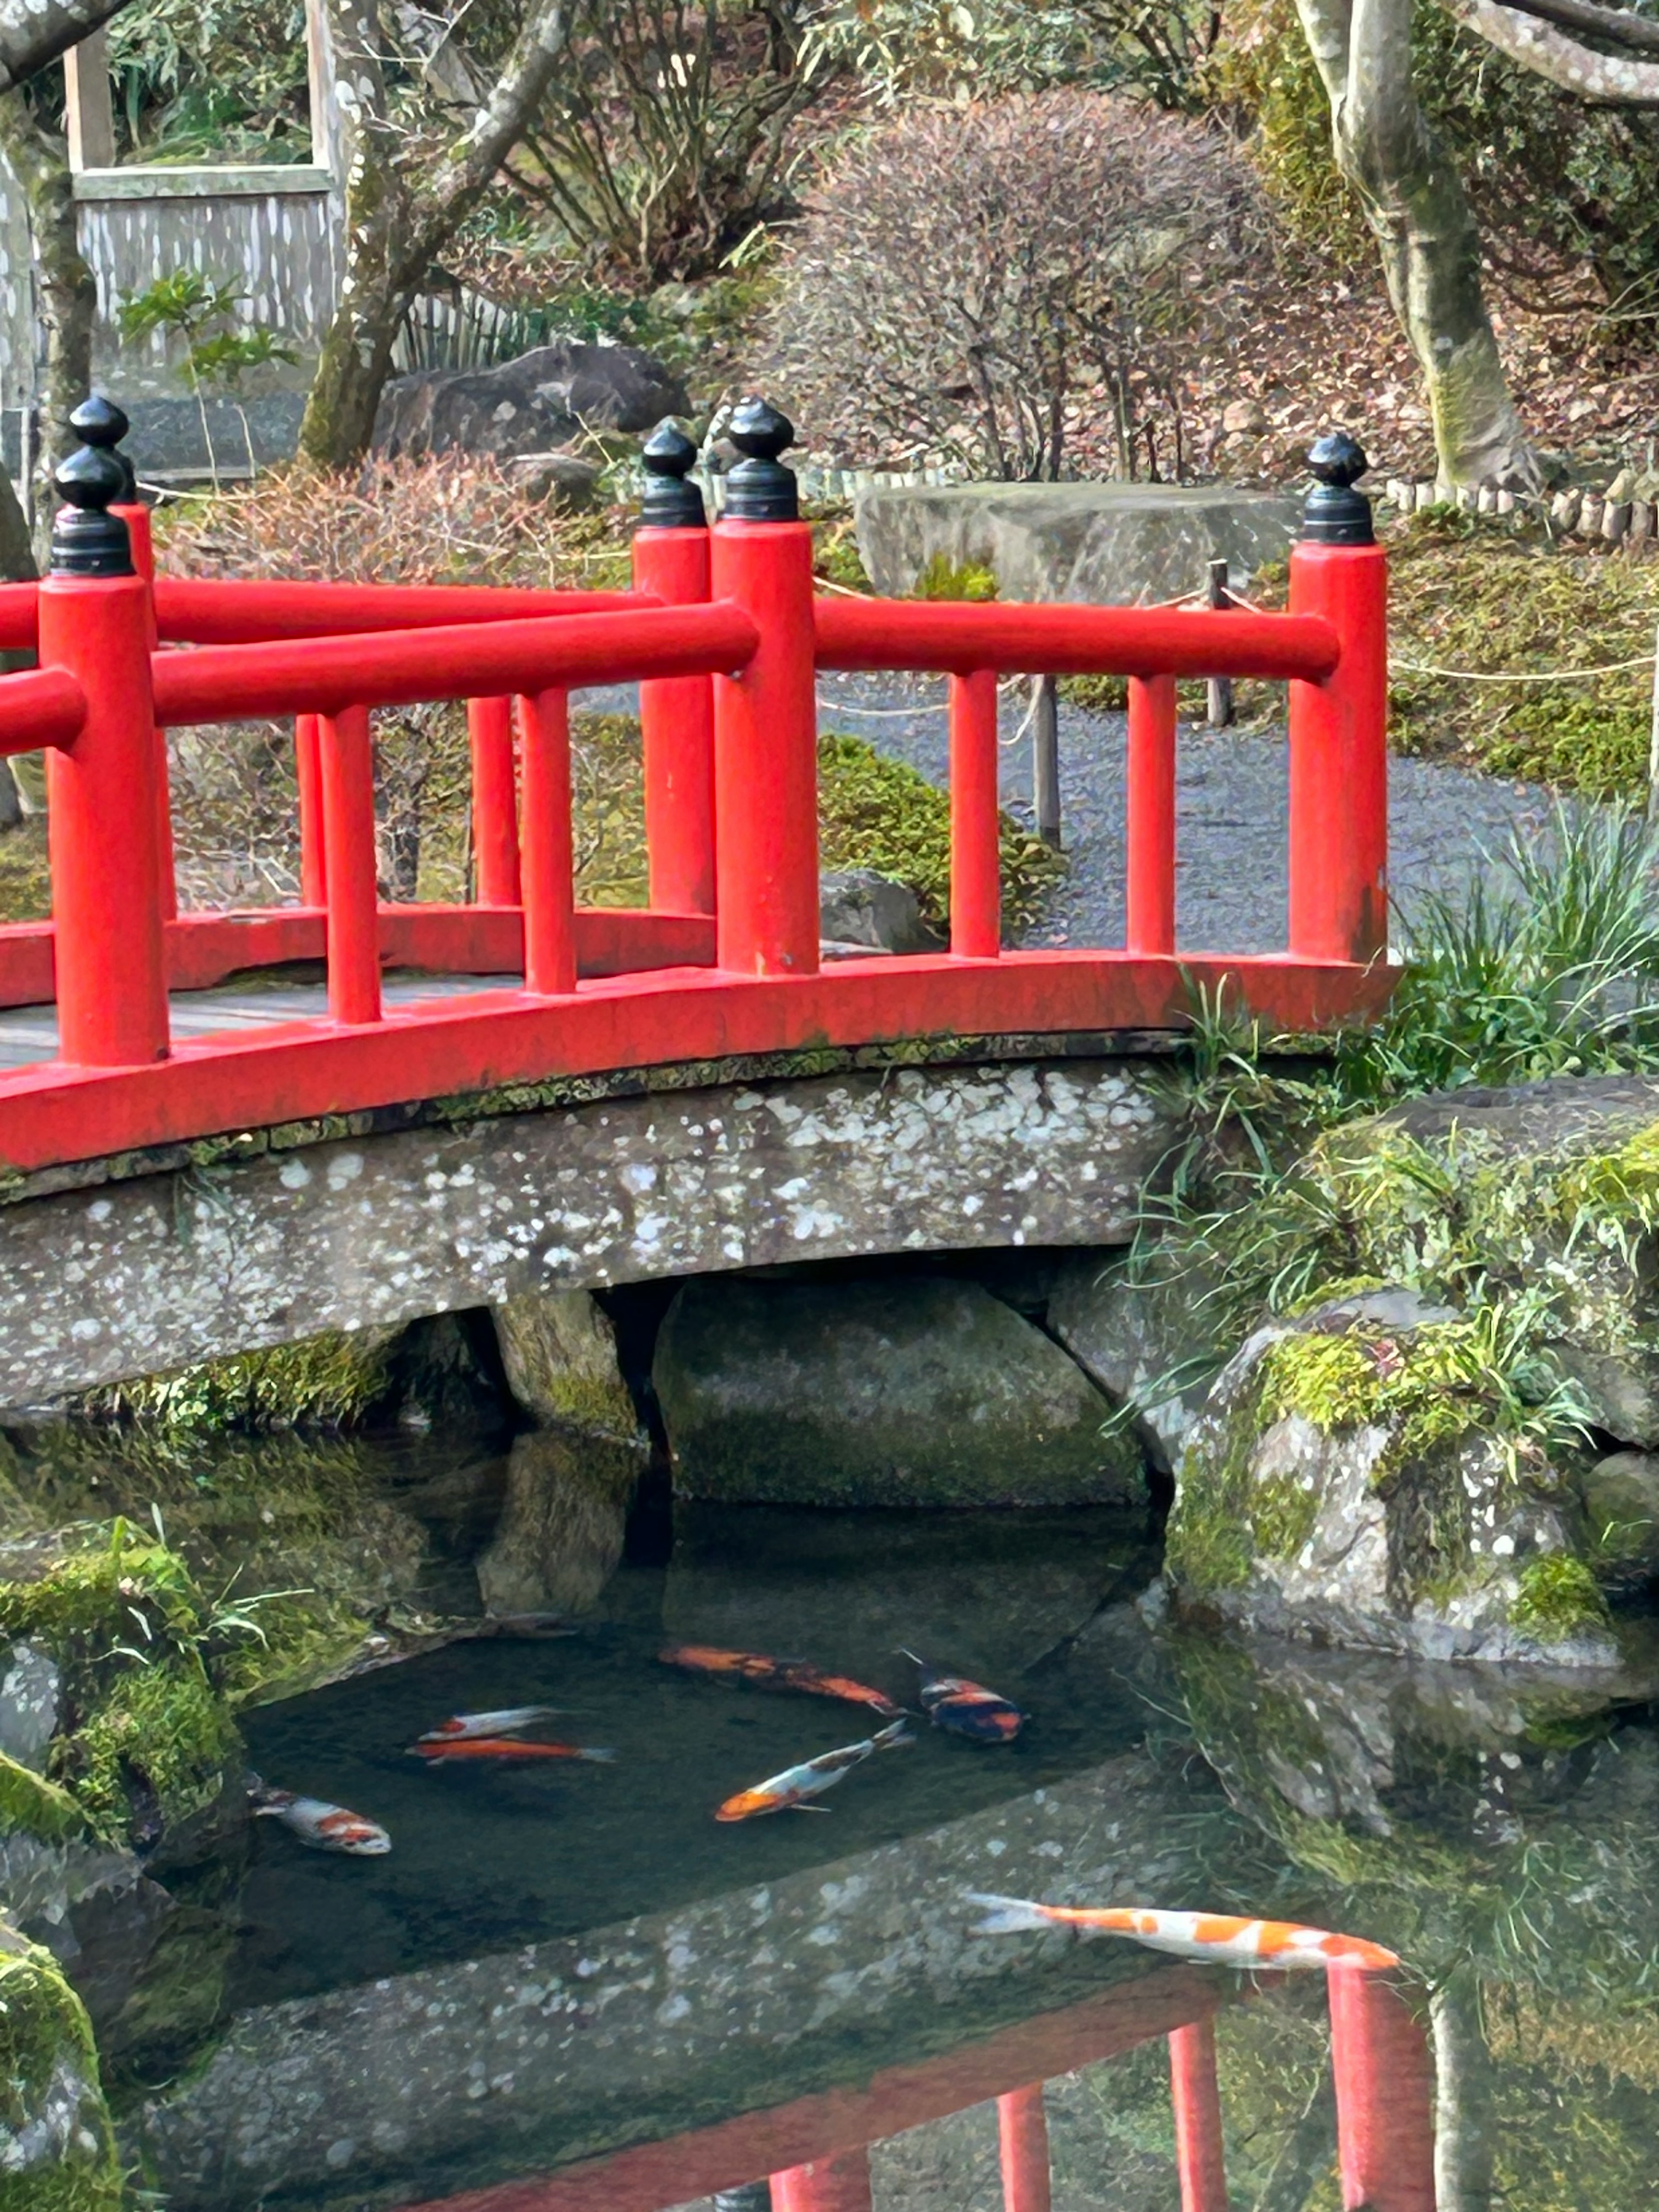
top-left (106, 1471), bottom-right (1659, 2212)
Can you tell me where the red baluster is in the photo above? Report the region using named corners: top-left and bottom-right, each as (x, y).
top-left (709, 401), bottom-right (818, 978)
top-left (634, 430), bottom-right (715, 915)
top-left (1287, 439), bottom-right (1389, 966)
top-left (950, 668), bottom-right (1000, 958)
top-left (1169, 2019), bottom-right (1228, 2212)
top-left (1327, 1966), bottom-right (1435, 2212)
top-left (771, 2150), bottom-right (872, 2212)
top-left (1126, 672), bottom-right (1177, 955)
top-left (998, 2085), bottom-right (1051, 2212)
top-left (37, 437), bottom-right (170, 1068)
top-left (468, 696), bottom-right (521, 907)
top-left (296, 713), bottom-right (326, 908)
top-left (319, 704), bottom-right (381, 1024)
top-left (518, 686), bottom-right (576, 995)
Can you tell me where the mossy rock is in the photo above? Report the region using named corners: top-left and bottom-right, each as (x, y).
top-left (78, 1325), bottom-right (400, 1432)
top-left (0, 1926), bottom-right (121, 2212)
top-left (0, 1755), bottom-right (83, 1846)
top-left (1167, 1293), bottom-right (1617, 1666)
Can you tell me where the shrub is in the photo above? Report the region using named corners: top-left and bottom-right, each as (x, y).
top-left (154, 459), bottom-right (620, 907)
top-left (767, 89), bottom-right (1267, 481)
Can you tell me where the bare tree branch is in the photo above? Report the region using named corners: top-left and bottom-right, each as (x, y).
top-left (0, 0), bottom-right (132, 94)
top-left (1440, 0), bottom-right (1659, 100)
top-left (1457, 0), bottom-right (1659, 57)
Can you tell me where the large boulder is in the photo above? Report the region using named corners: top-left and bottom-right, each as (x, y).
top-left (490, 1288), bottom-right (642, 1445)
top-left (1166, 1290), bottom-right (1620, 1667)
top-left (854, 482), bottom-right (1300, 607)
top-left (373, 340), bottom-right (690, 462)
top-left (1047, 1249), bottom-right (1225, 1475)
top-left (653, 1274), bottom-right (1143, 1507)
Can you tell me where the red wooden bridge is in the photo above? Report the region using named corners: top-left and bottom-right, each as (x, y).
top-left (0, 400), bottom-right (1390, 1181)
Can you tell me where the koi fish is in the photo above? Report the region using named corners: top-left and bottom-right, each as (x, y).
top-left (416, 1705), bottom-right (569, 1744)
top-left (411, 1736), bottom-right (616, 1763)
top-left (716, 1717), bottom-right (913, 1822)
top-left (250, 1783), bottom-right (391, 1856)
top-left (966, 1894), bottom-right (1399, 1972)
top-left (661, 1643), bottom-right (904, 1718)
top-left (900, 1650), bottom-right (1024, 1742)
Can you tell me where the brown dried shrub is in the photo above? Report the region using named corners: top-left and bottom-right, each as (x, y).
top-left (153, 458), bottom-right (631, 908)
top-left (768, 89), bottom-right (1268, 482)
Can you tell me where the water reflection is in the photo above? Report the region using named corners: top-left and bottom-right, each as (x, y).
top-left (73, 1477), bottom-right (1659, 2212)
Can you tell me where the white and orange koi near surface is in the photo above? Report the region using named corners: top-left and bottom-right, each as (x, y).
top-left (966, 1894), bottom-right (1398, 1971)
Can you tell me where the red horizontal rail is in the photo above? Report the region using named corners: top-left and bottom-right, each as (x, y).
top-left (152, 576), bottom-right (654, 643)
top-left (0, 667), bottom-right (85, 754)
top-left (812, 598), bottom-right (1341, 681)
top-left (150, 603), bottom-right (761, 725)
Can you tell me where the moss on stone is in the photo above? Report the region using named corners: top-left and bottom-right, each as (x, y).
top-left (1257, 1323), bottom-right (1492, 1473)
top-left (0, 1932), bottom-right (121, 2212)
top-left (0, 1753), bottom-right (84, 1844)
top-left (1509, 1554), bottom-right (1613, 1645)
top-left (82, 1326), bottom-right (396, 1433)
top-left (1166, 1381), bottom-right (1263, 1593)
top-left (0, 1529), bottom-right (242, 1846)
top-left (1246, 1470), bottom-right (1319, 1562)
top-left (912, 551), bottom-right (998, 602)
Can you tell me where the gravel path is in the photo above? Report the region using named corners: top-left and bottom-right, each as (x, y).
top-left (813, 671), bottom-right (1553, 954)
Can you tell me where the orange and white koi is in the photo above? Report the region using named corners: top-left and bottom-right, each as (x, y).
top-left (966, 1894), bottom-right (1399, 1971)
top-left (250, 1784), bottom-right (391, 1856)
top-left (661, 1643), bottom-right (904, 1718)
top-left (416, 1705), bottom-right (569, 1744)
top-left (901, 1650), bottom-right (1024, 1742)
top-left (715, 1717), bottom-right (913, 1822)
top-left (411, 1736), bottom-right (616, 1764)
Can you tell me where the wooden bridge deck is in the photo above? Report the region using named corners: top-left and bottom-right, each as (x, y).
top-left (0, 970), bottom-right (521, 1071)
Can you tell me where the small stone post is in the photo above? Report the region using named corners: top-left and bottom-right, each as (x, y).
top-left (1032, 674), bottom-right (1060, 849)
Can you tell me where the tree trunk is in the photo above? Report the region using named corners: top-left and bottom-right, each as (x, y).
top-left (1431, 1970), bottom-right (1496, 2212)
top-left (297, 168), bottom-right (423, 469)
top-left (1292, 0), bottom-right (1537, 489)
top-left (0, 0), bottom-right (136, 94)
top-left (0, 90), bottom-right (95, 556)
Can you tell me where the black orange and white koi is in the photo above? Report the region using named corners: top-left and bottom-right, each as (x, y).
top-left (715, 1717), bottom-right (913, 1822)
top-left (900, 1650), bottom-right (1024, 1742)
top-left (966, 1894), bottom-right (1399, 1971)
top-left (660, 1643), bottom-right (904, 1718)
top-left (411, 1736), bottom-right (616, 1764)
top-left (416, 1705), bottom-right (569, 1744)
top-left (250, 1783), bottom-right (391, 1856)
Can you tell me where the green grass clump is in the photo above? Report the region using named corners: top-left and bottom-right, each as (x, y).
top-left (1510, 1554), bottom-right (1613, 1644)
top-left (0, 1750), bottom-right (85, 1842)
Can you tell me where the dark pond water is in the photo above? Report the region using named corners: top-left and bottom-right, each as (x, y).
top-left (129, 1481), bottom-right (1659, 2212)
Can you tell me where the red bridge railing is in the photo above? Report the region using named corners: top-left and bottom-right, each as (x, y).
top-left (0, 398), bottom-right (1391, 1177)
top-left (389, 1950), bottom-right (1434, 2212)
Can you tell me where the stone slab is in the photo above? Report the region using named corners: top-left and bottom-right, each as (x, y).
top-left (0, 1058), bottom-right (1182, 1405)
top-left (854, 483), bottom-right (1302, 606)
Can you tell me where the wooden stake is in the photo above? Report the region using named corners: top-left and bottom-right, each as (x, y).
top-left (1205, 559), bottom-right (1234, 728)
top-left (1033, 673), bottom-right (1060, 849)
top-left (63, 28), bottom-right (114, 172)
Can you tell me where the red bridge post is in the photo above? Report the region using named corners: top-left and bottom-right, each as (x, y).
top-left (468, 696), bottom-right (521, 907)
top-left (636, 422), bottom-right (716, 915)
top-left (36, 428), bottom-right (171, 1067)
top-left (950, 668), bottom-right (1001, 958)
top-left (997, 2085), bottom-right (1051, 2212)
top-left (1126, 672), bottom-right (1177, 955)
top-left (1287, 434), bottom-right (1388, 968)
top-left (771, 2151), bottom-right (872, 2212)
top-left (319, 704), bottom-right (381, 1024)
top-left (1327, 1965), bottom-right (1436, 2212)
top-left (710, 401), bottom-right (819, 977)
top-left (1169, 2019), bottom-right (1229, 2212)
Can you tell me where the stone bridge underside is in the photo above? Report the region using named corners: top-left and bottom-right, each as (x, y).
top-left (0, 1046), bottom-right (1191, 1404)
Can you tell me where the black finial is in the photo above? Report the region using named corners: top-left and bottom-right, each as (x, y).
top-left (1301, 431), bottom-right (1373, 545)
top-left (50, 444), bottom-right (134, 578)
top-left (723, 397), bottom-right (798, 522)
top-left (69, 393), bottom-right (137, 502)
top-left (639, 419), bottom-right (706, 530)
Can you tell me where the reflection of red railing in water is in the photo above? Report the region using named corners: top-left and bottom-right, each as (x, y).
top-left (392, 1955), bottom-right (1434, 2212)
top-left (0, 403), bottom-right (1391, 1177)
